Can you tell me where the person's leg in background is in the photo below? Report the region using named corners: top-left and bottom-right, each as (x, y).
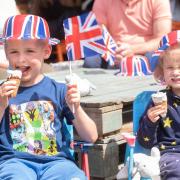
top-left (83, 54), bottom-right (109, 69)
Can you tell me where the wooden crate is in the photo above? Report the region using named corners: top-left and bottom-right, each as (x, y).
top-left (77, 122), bottom-right (132, 179)
top-left (82, 103), bottom-right (123, 138)
top-left (89, 142), bottom-right (125, 179)
top-left (122, 102), bottom-right (133, 124)
top-left (76, 131), bottom-right (127, 180)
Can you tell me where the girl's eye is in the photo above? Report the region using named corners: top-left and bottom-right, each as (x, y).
top-left (167, 66), bottom-right (173, 70)
top-left (27, 49), bottom-right (35, 53)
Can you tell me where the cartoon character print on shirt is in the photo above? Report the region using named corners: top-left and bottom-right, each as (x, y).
top-left (9, 101), bottom-right (58, 156)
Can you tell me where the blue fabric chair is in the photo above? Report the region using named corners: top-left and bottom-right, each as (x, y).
top-left (125, 91), bottom-right (156, 180)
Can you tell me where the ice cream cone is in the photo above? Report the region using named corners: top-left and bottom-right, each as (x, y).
top-left (151, 92), bottom-right (167, 118)
top-left (7, 70), bottom-right (22, 98)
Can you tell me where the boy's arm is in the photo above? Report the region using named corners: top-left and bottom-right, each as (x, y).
top-left (137, 114), bottom-right (159, 149)
top-left (0, 84), bottom-right (9, 123)
top-left (66, 83), bottom-right (98, 143)
top-left (72, 105), bottom-right (98, 143)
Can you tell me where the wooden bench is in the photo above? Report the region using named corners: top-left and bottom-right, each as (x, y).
top-left (172, 20), bottom-right (180, 31)
top-left (54, 40), bottom-right (67, 62)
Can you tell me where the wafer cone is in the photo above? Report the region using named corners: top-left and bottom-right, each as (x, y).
top-left (151, 92), bottom-right (167, 118)
top-left (7, 70), bottom-right (22, 98)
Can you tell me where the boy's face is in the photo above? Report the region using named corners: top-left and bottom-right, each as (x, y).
top-left (5, 39), bottom-right (51, 87)
top-left (163, 48), bottom-right (180, 95)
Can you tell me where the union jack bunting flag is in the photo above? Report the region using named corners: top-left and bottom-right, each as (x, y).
top-left (101, 25), bottom-right (116, 66)
top-left (63, 11), bottom-right (117, 64)
top-left (118, 56), bottom-right (152, 76)
top-left (150, 30), bottom-right (180, 71)
top-left (1, 14), bottom-right (59, 45)
top-left (63, 11), bottom-right (104, 60)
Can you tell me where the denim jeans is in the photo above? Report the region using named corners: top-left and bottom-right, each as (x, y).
top-left (0, 157), bottom-right (86, 180)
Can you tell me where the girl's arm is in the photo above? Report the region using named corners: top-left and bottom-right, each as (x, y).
top-left (137, 113), bottom-right (159, 149)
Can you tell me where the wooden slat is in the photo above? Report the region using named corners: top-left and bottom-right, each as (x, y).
top-left (172, 20), bottom-right (180, 31)
top-left (46, 62), bottom-right (165, 107)
top-left (46, 62), bottom-right (164, 137)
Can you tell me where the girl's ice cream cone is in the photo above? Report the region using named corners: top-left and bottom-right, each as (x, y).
top-left (151, 92), bottom-right (167, 118)
top-left (7, 70), bottom-right (22, 98)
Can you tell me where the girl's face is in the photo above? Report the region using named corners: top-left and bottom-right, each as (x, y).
top-left (163, 48), bottom-right (180, 95)
top-left (5, 39), bottom-right (51, 87)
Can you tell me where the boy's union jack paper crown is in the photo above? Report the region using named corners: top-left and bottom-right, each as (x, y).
top-left (150, 30), bottom-right (180, 71)
top-left (0, 14), bottom-right (59, 45)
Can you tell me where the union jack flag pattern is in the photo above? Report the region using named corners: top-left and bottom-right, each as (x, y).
top-left (101, 25), bottom-right (116, 66)
top-left (151, 30), bottom-right (180, 71)
top-left (1, 14), bottom-right (59, 45)
top-left (63, 11), bottom-right (104, 60)
top-left (63, 11), bottom-right (117, 65)
top-left (119, 56), bottom-right (152, 76)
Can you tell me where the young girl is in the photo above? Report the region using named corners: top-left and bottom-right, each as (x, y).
top-left (0, 14), bottom-right (98, 180)
top-left (137, 30), bottom-right (180, 180)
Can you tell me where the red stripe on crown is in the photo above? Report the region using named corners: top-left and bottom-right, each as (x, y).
top-left (13, 15), bottom-right (26, 39)
top-left (32, 15), bottom-right (38, 38)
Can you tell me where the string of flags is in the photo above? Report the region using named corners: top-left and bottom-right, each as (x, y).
top-left (117, 56), bottom-right (152, 76)
top-left (63, 11), bottom-right (153, 76)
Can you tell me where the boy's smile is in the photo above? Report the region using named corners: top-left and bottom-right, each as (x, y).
top-left (5, 39), bottom-right (51, 87)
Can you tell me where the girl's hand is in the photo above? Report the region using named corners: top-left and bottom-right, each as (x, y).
top-left (0, 80), bottom-right (17, 110)
top-left (66, 83), bottom-right (80, 112)
top-left (147, 105), bottom-right (166, 123)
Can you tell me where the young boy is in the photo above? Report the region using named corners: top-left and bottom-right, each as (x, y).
top-left (0, 14), bottom-right (98, 180)
top-left (137, 30), bottom-right (180, 180)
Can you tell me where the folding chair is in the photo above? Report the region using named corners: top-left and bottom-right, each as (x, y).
top-left (125, 91), bottom-right (156, 180)
top-left (62, 118), bottom-right (93, 180)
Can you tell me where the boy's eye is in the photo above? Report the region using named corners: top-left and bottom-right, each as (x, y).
top-left (9, 50), bottom-right (18, 54)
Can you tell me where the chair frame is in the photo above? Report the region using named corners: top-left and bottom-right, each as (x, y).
top-left (125, 91), bottom-right (156, 180)
top-left (62, 118), bottom-right (92, 180)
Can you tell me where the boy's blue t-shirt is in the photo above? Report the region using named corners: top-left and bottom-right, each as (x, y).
top-left (0, 76), bottom-right (75, 163)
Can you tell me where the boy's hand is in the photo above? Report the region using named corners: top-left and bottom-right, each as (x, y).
top-left (66, 83), bottom-right (80, 112)
top-left (0, 80), bottom-right (17, 110)
top-left (147, 104), bottom-right (166, 123)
